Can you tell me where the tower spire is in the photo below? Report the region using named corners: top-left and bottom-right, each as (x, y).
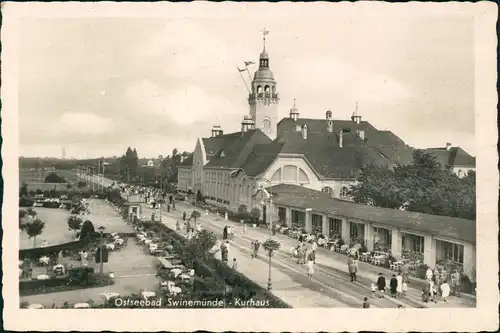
top-left (262, 28), bottom-right (269, 52)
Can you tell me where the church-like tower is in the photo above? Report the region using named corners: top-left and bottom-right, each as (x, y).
top-left (248, 31), bottom-right (279, 140)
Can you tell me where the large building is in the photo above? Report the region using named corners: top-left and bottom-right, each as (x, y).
top-left (177, 36), bottom-right (417, 216)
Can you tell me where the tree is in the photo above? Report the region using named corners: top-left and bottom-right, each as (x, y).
top-left (191, 210), bottom-right (201, 223)
top-left (182, 230), bottom-right (217, 269)
top-left (349, 150), bottom-right (476, 220)
top-left (79, 220), bottom-right (96, 240)
top-left (26, 208), bottom-right (37, 218)
top-left (250, 208), bottom-right (261, 225)
top-left (45, 172), bottom-right (66, 183)
top-left (68, 216), bottom-right (83, 239)
top-left (196, 190), bottom-right (204, 204)
top-left (20, 183), bottom-right (28, 197)
top-left (262, 238), bottom-right (281, 257)
top-left (24, 218), bottom-right (45, 248)
top-left (237, 204), bottom-right (248, 215)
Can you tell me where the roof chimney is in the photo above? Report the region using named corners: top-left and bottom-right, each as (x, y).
top-left (241, 115), bottom-right (255, 134)
top-left (301, 124), bottom-right (308, 140)
top-left (338, 129), bottom-right (343, 148)
top-left (446, 142), bottom-right (452, 151)
top-left (211, 124), bottom-right (223, 137)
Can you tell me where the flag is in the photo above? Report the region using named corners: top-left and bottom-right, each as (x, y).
top-left (244, 61), bottom-right (255, 67)
top-left (237, 67), bottom-right (246, 73)
top-left (263, 29), bottom-right (269, 35)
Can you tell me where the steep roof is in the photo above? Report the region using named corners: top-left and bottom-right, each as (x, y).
top-left (423, 147), bottom-right (475, 168)
top-left (271, 184), bottom-right (476, 244)
top-left (272, 118), bottom-right (415, 178)
top-left (241, 141), bottom-right (285, 177)
top-left (203, 129), bottom-right (273, 170)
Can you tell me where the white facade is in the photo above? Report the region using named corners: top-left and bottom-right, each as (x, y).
top-left (256, 154), bottom-right (358, 199)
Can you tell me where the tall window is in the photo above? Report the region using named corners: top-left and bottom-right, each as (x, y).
top-left (350, 222), bottom-right (359, 237)
top-left (271, 169), bottom-right (281, 183)
top-left (329, 218), bottom-right (342, 236)
top-left (340, 186), bottom-right (349, 197)
top-left (298, 169), bottom-right (310, 184)
top-left (444, 242), bottom-right (464, 264)
top-left (311, 214), bottom-right (323, 234)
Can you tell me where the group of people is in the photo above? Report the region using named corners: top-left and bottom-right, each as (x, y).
top-left (175, 211), bottom-right (203, 239)
top-left (371, 272), bottom-right (408, 299)
top-left (292, 238), bottom-right (318, 278)
top-left (222, 225), bottom-right (235, 240)
top-left (422, 266), bottom-right (461, 303)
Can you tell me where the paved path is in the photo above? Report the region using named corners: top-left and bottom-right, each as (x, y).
top-left (77, 176), bottom-right (476, 308)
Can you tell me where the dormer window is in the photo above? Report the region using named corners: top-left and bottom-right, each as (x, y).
top-left (220, 151), bottom-right (225, 157)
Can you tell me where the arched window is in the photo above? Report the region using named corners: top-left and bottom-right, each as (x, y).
top-left (257, 85), bottom-right (262, 94)
top-left (298, 168), bottom-right (310, 184)
top-left (283, 165), bottom-right (298, 183)
top-left (264, 85), bottom-right (270, 93)
top-left (271, 169), bottom-right (281, 183)
top-left (321, 186), bottom-right (333, 196)
top-left (340, 186), bottom-right (349, 197)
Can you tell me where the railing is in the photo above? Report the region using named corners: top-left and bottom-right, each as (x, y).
top-left (248, 93), bottom-right (279, 99)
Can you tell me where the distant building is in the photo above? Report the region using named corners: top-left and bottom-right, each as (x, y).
top-left (423, 143), bottom-right (475, 178)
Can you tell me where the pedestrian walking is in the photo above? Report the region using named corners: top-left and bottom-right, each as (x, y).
top-left (370, 283), bottom-right (376, 298)
top-left (182, 211), bottom-right (186, 222)
top-left (425, 267), bottom-right (433, 281)
top-left (232, 258), bottom-right (238, 270)
top-left (429, 280), bottom-right (437, 303)
top-left (422, 280), bottom-right (431, 303)
top-left (227, 225), bottom-right (232, 239)
top-left (396, 272), bottom-right (403, 296)
top-left (224, 212), bottom-right (228, 221)
top-left (390, 274), bottom-right (398, 298)
top-left (440, 280), bottom-right (451, 303)
top-left (223, 226), bottom-right (228, 240)
top-left (311, 241), bottom-right (318, 263)
top-left (251, 240), bottom-right (260, 259)
top-left (307, 254), bottom-right (315, 278)
top-left (243, 224), bottom-right (247, 234)
top-left (348, 258), bottom-right (358, 282)
top-left (402, 281), bottom-right (408, 296)
top-left (362, 297), bottom-right (370, 308)
top-left (175, 220), bottom-right (180, 231)
top-left (377, 273), bottom-right (386, 298)
top-left (433, 267), bottom-right (441, 296)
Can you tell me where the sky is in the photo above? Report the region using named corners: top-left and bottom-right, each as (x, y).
top-left (18, 9), bottom-right (475, 159)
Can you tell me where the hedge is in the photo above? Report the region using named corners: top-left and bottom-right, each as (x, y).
top-left (155, 222), bottom-right (290, 308)
top-left (19, 273), bottom-right (114, 296)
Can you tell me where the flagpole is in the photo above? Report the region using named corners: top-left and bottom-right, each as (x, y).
top-left (245, 68), bottom-right (253, 85)
top-left (237, 66), bottom-right (251, 93)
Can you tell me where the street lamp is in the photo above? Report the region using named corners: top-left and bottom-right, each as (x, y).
top-left (98, 226), bottom-right (106, 273)
top-left (258, 186), bottom-right (274, 292)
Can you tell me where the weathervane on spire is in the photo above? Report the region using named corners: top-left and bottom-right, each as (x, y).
top-left (261, 28), bottom-right (269, 51)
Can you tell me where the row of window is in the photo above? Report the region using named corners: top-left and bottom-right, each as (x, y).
top-left (321, 186), bottom-right (349, 197)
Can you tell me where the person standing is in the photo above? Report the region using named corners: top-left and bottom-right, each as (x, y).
top-left (182, 211), bottom-right (186, 222)
top-left (362, 296), bottom-right (370, 308)
top-left (402, 262), bottom-right (410, 283)
top-left (222, 226), bottom-right (228, 240)
top-left (433, 267), bottom-right (441, 296)
top-left (243, 224), bottom-right (247, 234)
top-left (426, 267), bottom-right (433, 281)
top-left (377, 273), bottom-right (386, 298)
top-left (396, 272), bottom-right (403, 296)
top-left (422, 279), bottom-right (431, 303)
top-left (227, 225), bottom-right (232, 240)
top-left (390, 274), bottom-right (398, 298)
top-left (451, 269), bottom-right (461, 297)
top-left (175, 220), bottom-right (180, 231)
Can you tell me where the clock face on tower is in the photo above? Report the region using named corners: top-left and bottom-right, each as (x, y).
top-left (262, 119), bottom-right (272, 134)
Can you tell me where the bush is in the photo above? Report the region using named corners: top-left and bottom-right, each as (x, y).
top-left (461, 274), bottom-right (474, 293)
top-left (20, 196), bottom-right (35, 207)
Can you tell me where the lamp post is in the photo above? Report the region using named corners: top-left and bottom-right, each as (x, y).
top-left (98, 226), bottom-right (106, 273)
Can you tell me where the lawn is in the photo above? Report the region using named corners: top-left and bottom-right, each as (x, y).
top-left (20, 208), bottom-right (74, 249)
top-left (19, 200), bottom-right (135, 250)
